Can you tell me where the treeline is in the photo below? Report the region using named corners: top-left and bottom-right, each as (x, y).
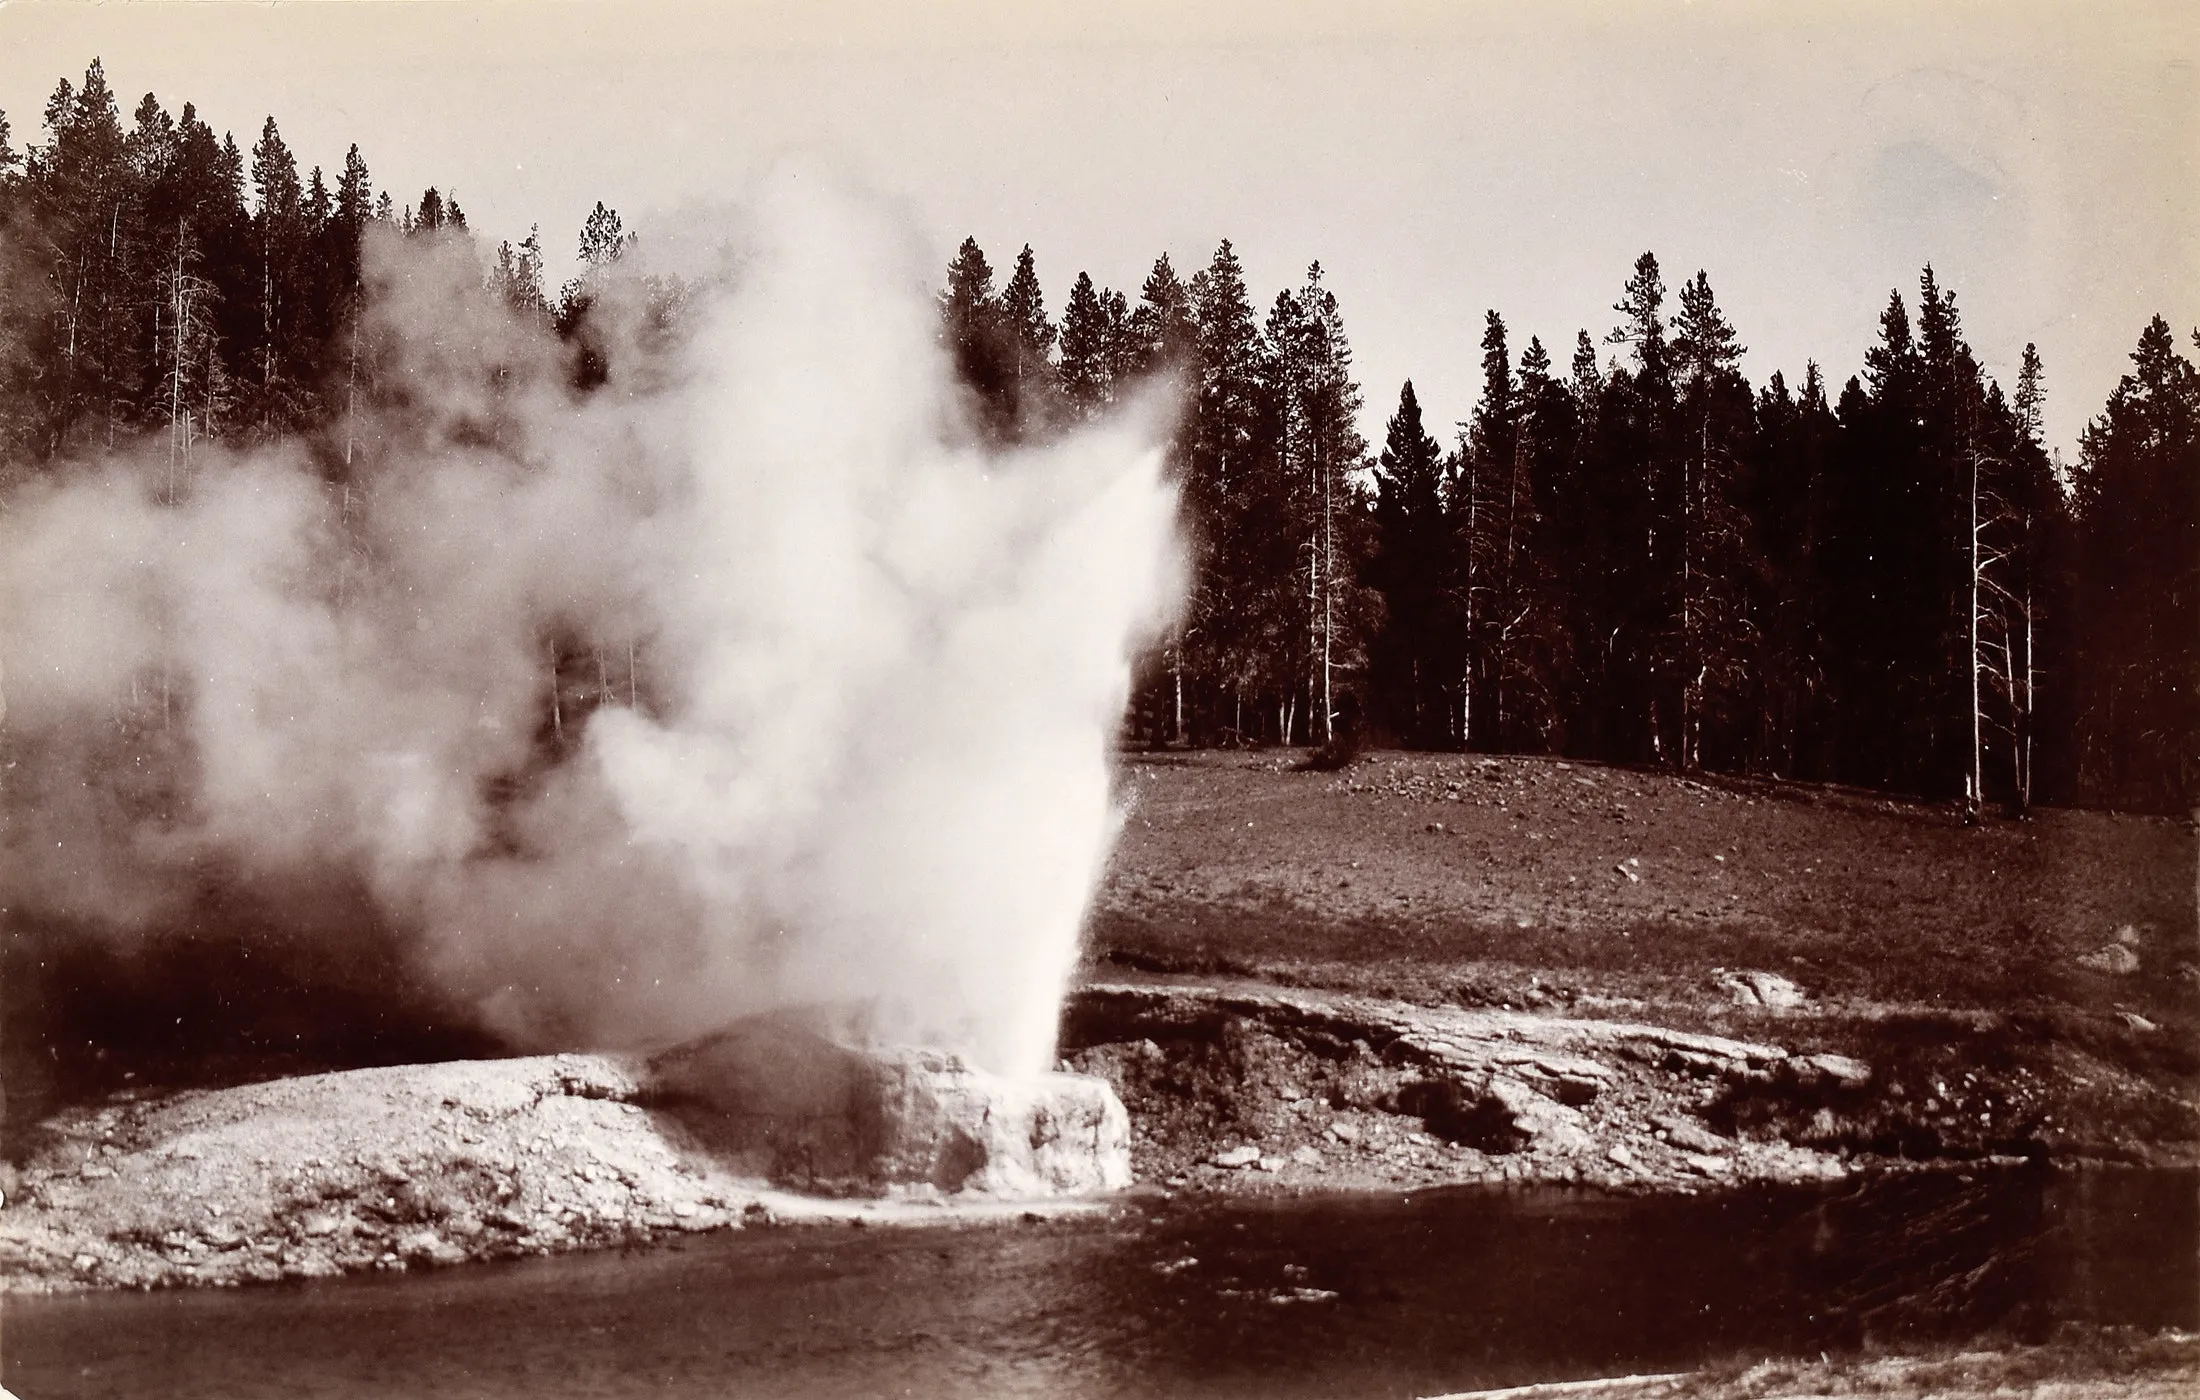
top-left (0, 60), bottom-right (635, 485)
top-left (0, 62), bottom-right (2191, 815)
top-left (937, 238), bottom-right (2196, 817)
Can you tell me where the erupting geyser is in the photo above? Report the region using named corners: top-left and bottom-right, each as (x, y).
top-left (0, 165), bottom-right (1183, 1080)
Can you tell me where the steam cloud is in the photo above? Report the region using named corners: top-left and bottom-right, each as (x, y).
top-left (0, 168), bottom-right (1182, 1077)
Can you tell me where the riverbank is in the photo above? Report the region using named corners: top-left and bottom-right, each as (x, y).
top-left (1436, 1332), bottom-right (2200, 1400)
top-left (0, 1047), bottom-right (1119, 1294)
top-left (1081, 751), bottom-right (2198, 1192)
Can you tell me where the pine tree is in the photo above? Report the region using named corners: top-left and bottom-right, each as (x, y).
top-left (1457, 311), bottom-right (1526, 747)
top-left (1129, 252), bottom-right (1197, 376)
top-left (576, 200), bottom-right (624, 266)
top-left (26, 60), bottom-right (137, 451)
top-left (1097, 285), bottom-right (1138, 394)
top-left (1057, 270), bottom-right (1111, 418)
top-left (1748, 362), bottom-right (1838, 777)
top-left (1580, 252), bottom-right (1679, 764)
top-left (1370, 380), bottom-right (1453, 743)
top-left (1502, 334), bottom-right (1576, 750)
top-left (937, 236), bottom-right (1016, 436)
top-left (244, 115), bottom-right (310, 437)
top-left (1181, 240), bottom-right (1274, 741)
top-left (1667, 269), bottom-right (1759, 770)
top-left (2067, 316), bottom-right (2200, 811)
top-left (1264, 263), bottom-right (1370, 745)
top-left (996, 243), bottom-right (1057, 430)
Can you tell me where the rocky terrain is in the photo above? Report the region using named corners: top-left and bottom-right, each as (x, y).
top-left (1061, 975), bottom-right (2198, 1200)
top-left (1083, 751), bottom-right (2198, 1194)
top-left (1428, 1333), bottom-right (2200, 1400)
top-left (0, 1034), bottom-right (1126, 1294)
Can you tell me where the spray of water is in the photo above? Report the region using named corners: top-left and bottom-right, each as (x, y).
top-left (0, 167), bottom-right (1183, 1077)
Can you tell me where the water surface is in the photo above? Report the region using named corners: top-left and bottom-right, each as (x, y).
top-left (7, 1166), bottom-right (2193, 1399)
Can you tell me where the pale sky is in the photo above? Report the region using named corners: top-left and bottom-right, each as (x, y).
top-left (1, 0), bottom-right (2193, 458)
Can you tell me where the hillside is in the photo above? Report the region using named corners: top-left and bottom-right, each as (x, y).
top-left (1068, 750), bottom-right (2198, 1181)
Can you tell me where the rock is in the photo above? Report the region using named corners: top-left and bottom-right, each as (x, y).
top-left (1482, 1076), bottom-right (1594, 1156)
top-left (1681, 1153), bottom-right (1733, 1177)
top-left (2118, 1010), bottom-right (2159, 1033)
top-left (1651, 1114), bottom-right (1728, 1155)
top-left (199, 1219), bottom-right (245, 1250)
top-left (1290, 1145), bottom-right (1323, 1167)
top-left (1396, 1074), bottom-right (1590, 1155)
top-left (1325, 1121), bottom-right (1360, 1143)
top-left (2116, 924), bottom-right (2143, 947)
top-left (397, 1229), bottom-right (465, 1266)
top-left (1547, 1074), bottom-right (1602, 1107)
top-left (1606, 1144), bottom-right (1637, 1168)
top-left (1211, 1145), bottom-right (1261, 1169)
top-left (2077, 944), bottom-right (2141, 975)
top-left (1257, 1155), bottom-right (1286, 1173)
top-left (1662, 1048), bottom-right (1731, 1079)
top-left (647, 1015), bottom-right (1131, 1198)
top-left (297, 1211), bottom-right (341, 1238)
top-left (1803, 1053), bottom-right (1873, 1090)
top-left (1715, 969), bottom-right (1806, 1008)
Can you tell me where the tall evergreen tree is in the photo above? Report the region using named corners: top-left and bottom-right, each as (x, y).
top-left (1264, 262), bottom-right (1371, 744)
top-left (1129, 252), bottom-right (1197, 377)
top-left (1181, 240), bottom-right (1277, 741)
top-left (937, 235), bottom-right (1014, 438)
top-left (26, 61), bottom-right (136, 451)
top-left (1747, 362), bottom-right (1838, 777)
top-left (1666, 269), bottom-right (1759, 770)
top-left (244, 115), bottom-right (312, 436)
top-left (1370, 380), bottom-right (1453, 743)
top-left (995, 243), bottom-right (1057, 431)
top-left (2066, 316), bottom-right (2200, 811)
top-left (1056, 270), bottom-right (1111, 418)
top-left (1501, 333), bottom-right (1576, 750)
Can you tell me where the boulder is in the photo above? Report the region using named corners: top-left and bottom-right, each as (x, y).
top-left (1402, 1074), bottom-right (1591, 1155)
top-left (1714, 969), bottom-right (1807, 1009)
top-left (1651, 1113), bottom-right (1729, 1155)
top-left (1484, 1076), bottom-right (1595, 1155)
top-left (645, 1017), bottom-right (1131, 1199)
top-left (1802, 1052), bottom-right (1873, 1090)
top-left (2076, 944), bottom-right (2141, 976)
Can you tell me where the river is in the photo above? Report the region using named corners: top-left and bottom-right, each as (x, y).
top-left (6, 1165), bottom-right (2193, 1399)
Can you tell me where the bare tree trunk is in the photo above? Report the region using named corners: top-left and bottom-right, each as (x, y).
top-left (1965, 449), bottom-right (1983, 825)
top-left (343, 303), bottom-right (361, 474)
top-left (166, 225), bottom-right (192, 506)
top-left (1679, 419), bottom-right (1702, 771)
top-left (1320, 444), bottom-right (1334, 745)
top-left (1172, 635), bottom-right (1184, 744)
top-left (1462, 455), bottom-right (1479, 751)
top-left (2018, 576), bottom-right (2035, 812)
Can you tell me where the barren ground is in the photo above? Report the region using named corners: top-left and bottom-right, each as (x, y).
top-left (1067, 750), bottom-right (2197, 1192)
